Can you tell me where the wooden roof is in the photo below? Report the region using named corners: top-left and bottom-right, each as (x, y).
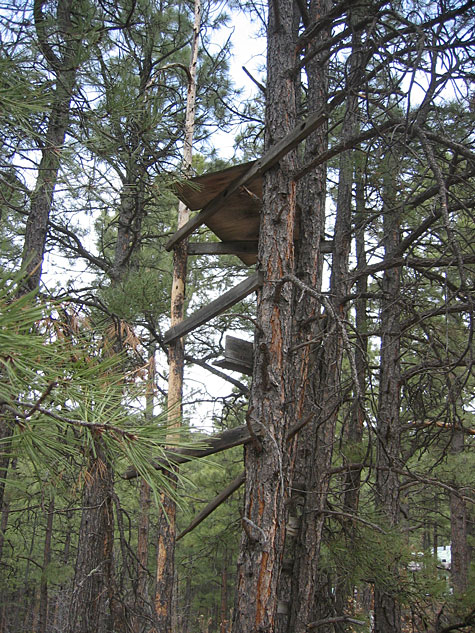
top-left (174, 162), bottom-right (262, 265)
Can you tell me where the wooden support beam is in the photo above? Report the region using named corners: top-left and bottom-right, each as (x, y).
top-left (177, 471), bottom-right (246, 541)
top-left (163, 272), bottom-right (263, 345)
top-left (188, 239), bottom-right (333, 257)
top-left (214, 335), bottom-right (254, 375)
top-left (165, 106), bottom-right (330, 251)
top-left (187, 241), bottom-right (259, 256)
top-left (123, 424), bottom-right (251, 480)
top-left (124, 407), bottom-right (315, 482)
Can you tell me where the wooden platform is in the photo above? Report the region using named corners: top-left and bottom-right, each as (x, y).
top-left (174, 163), bottom-right (333, 265)
top-left (174, 162), bottom-right (261, 265)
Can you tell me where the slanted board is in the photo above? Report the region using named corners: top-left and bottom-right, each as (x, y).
top-left (214, 335), bottom-right (254, 375)
top-left (175, 162), bottom-right (258, 210)
top-left (163, 273), bottom-right (263, 345)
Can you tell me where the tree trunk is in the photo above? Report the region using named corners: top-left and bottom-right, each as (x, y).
top-left (335, 163), bottom-right (368, 629)
top-left (0, 0), bottom-right (81, 556)
top-left (288, 3), bottom-right (361, 630)
top-left (232, 2), bottom-right (298, 632)
top-left (38, 496), bottom-right (54, 633)
top-left (450, 424), bottom-right (469, 595)
top-left (22, 0), bottom-right (80, 292)
top-left (374, 157), bottom-right (402, 633)
top-left (68, 444), bottom-right (115, 633)
top-left (154, 2), bottom-right (201, 631)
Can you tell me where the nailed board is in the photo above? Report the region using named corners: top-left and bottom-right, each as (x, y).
top-left (214, 335), bottom-right (254, 375)
top-left (174, 162), bottom-right (261, 265)
top-left (167, 106), bottom-right (330, 257)
top-left (163, 273), bottom-right (263, 345)
top-left (187, 241), bottom-right (259, 257)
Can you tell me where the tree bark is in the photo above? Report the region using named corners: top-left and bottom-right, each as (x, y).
top-left (22, 0), bottom-right (81, 292)
top-left (68, 445), bottom-right (115, 633)
top-left (131, 353), bottom-right (155, 633)
top-left (450, 424), bottom-right (469, 595)
top-left (38, 496), bottom-right (54, 633)
top-left (288, 3), bottom-right (362, 630)
top-left (232, 2), bottom-right (298, 632)
top-left (374, 156), bottom-right (402, 633)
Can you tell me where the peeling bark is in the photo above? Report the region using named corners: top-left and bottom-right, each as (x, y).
top-left (232, 2), bottom-right (298, 632)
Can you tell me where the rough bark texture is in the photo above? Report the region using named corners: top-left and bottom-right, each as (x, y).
top-left (38, 497), bottom-right (54, 633)
top-left (288, 3), bottom-right (361, 630)
top-left (68, 446), bottom-right (115, 633)
top-left (132, 479), bottom-right (152, 632)
top-left (374, 159), bottom-right (402, 633)
top-left (276, 2), bottom-right (326, 620)
top-left (335, 162), bottom-right (367, 628)
top-left (22, 0), bottom-right (80, 292)
top-left (154, 2), bottom-right (201, 631)
top-left (342, 167), bottom-right (367, 517)
top-left (232, 2), bottom-right (298, 632)
top-left (450, 425), bottom-right (469, 595)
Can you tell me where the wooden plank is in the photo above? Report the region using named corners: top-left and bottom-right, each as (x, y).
top-left (188, 239), bottom-right (333, 257)
top-left (187, 241), bottom-right (259, 256)
top-left (123, 424), bottom-right (251, 480)
top-left (124, 406), bottom-right (315, 482)
top-left (176, 471), bottom-right (246, 541)
top-left (163, 272), bottom-right (263, 345)
top-left (175, 162), bottom-right (257, 210)
top-left (165, 106), bottom-right (331, 251)
top-left (214, 335), bottom-right (254, 375)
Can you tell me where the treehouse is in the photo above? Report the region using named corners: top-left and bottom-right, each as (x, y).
top-left (164, 155), bottom-right (333, 372)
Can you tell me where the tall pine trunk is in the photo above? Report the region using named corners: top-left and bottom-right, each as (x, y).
top-left (374, 156), bottom-right (402, 633)
top-left (288, 4), bottom-right (364, 629)
top-left (232, 2), bottom-right (298, 631)
top-left (69, 444), bottom-right (115, 633)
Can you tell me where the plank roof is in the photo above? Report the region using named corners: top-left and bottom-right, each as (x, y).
top-left (174, 162), bottom-right (262, 265)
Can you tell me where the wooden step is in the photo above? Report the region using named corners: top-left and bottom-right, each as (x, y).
top-left (164, 272), bottom-right (263, 345)
top-left (214, 335), bottom-right (254, 375)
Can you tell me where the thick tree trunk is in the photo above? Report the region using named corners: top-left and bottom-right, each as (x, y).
top-left (288, 4), bottom-right (363, 630)
top-left (68, 444), bottom-right (115, 633)
top-left (374, 159), bottom-right (402, 633)
top-left (232, 2), bottom-right (298, 632)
